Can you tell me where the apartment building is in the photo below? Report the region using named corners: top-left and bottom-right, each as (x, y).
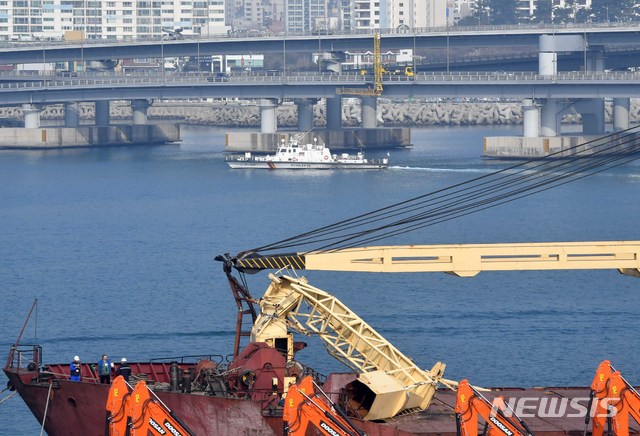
top-left (348, 0), bottom-right (446, 31)
top-left (0, 0), bottom-right (227, 41)
top-left (518, 0), bottom-right (592, 18)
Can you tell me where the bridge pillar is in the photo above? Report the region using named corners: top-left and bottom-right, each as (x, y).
top-left (95, 100), bottom-right (110, 126)
top-left (522, 98), bottom-right (539, 138)
top-left (586, 47), bottom-right (605, 72)
top-left (540, 98), bottom-right (560, 137)
top-left (361, 97), bottom-right (377, 128)
top-left (613, 97), bottom-right (630, 131)
top-left (64, 102), bottom-right (80, 127)
top-left (573, 99), bottom-right (605, 135)
top-left (539, 34), bottom-right (584, 76)
top-left (326, 97), bottom-right (342, 129)
top-left (259, 98), bottom-right (278, 133)
top-left (296, 98), bottom-right (314, 131)
top-left (582, 100), bottom-right (605, 135)
top-left (132, 99), bottom-right (151, 125)
top-left (539, 52), bottom-right (557, 75)
top-left (22, 104), bottom-right (41, 128)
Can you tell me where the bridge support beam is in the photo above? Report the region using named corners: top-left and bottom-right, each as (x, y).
top-left (296, 98), bottom-right (314, 131)
top-left (22, 104), bottom-right (41, 128)
top-left (522, 99), bottom-right (539, 138)
top-left (132, 99), bottom-right (150, 125)
top-left (613, 98), bottom-right (630, 131)
top-left (539, 34), bottom-right (585, 76)
top-left (540, 98), bottom-right (560, 137)
top-left (361, 97), bottom-right (377, 128)
top-left (573, 99), bottom-right (605, 135)
top-left (259, 98), bottom-right (278, 133)
top-left (326, 97), bottom-right (342, 130)
top-left (64, 102), bottom-right (80, 127)
top-left (95, 100), bottom-right (110, 126)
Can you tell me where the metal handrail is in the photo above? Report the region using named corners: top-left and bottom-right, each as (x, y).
top-left (1, 70), bottom-right (640, 90)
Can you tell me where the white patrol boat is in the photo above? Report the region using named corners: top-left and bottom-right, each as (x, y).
top-left (226, 137), bottom-right (389, 170)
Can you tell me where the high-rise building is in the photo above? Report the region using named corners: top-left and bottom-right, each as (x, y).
top-left (284, 0), bottom-right (327, 32)
top-left (347, 0), bottom-right (446, 31)
top-left (0, 0), bottom-right (228, 41)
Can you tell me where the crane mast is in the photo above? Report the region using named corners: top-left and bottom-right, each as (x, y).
top-left (251, 273), bottom-right (446, 420)
top-left (219, 239), bottom-right (640, 421)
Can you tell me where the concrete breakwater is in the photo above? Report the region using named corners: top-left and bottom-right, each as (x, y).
top-left (1, 99), bottom-right (639, 127)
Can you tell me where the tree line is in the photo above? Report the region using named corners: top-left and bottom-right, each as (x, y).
top-left (456, 0), bottom-right (640, 26)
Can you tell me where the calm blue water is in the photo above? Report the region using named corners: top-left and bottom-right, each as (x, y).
top-left (1, 124), bottom-right (639, 434)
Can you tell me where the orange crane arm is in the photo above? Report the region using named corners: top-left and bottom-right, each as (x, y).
top-left (588, 360), bottom-right (615, 436)
top-left (606, 371), bottom-right (640, 436)
top-left (455, 379), bottom-right (533, 436)
top-left (105, 375), bottom-right (131, 436)
top-left (128, 380), bottom-right (195, 436)
top-left (588, 360), bottom-right (640, 436)
top-left (283, 376), bottom-right (365, 436)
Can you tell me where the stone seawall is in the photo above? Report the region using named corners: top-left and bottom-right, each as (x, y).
top-left (1, 99), bottom-right (638, 127)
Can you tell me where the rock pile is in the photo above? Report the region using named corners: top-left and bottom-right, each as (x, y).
top-left (1, 99), bottom-right (638, 127)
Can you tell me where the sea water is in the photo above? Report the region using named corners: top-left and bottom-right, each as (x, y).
top-left (1, 124), bottom-right (639, 435)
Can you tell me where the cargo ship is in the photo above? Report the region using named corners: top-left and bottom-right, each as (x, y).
top-left (5, 241), bottom-right (640, 436)
top-left (5, 127), bottom-right (640, 435)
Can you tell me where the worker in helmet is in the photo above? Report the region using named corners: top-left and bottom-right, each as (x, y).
top-left (70, 355), bottom-right (81, 382)
top-left (116, 357), bottom-right (131, 382)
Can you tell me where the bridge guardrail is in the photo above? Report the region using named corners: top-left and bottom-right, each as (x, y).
top-left (1, 71), bottom-right (639, 90)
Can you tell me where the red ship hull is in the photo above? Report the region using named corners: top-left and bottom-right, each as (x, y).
top-left (8, 360), bottom-right (640, 436)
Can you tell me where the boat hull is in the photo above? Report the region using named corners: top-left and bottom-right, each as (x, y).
top-left (227, 161), bottom-right (388, 169)
top-left (8, 365), bottom-right (638, 436)
top-left (4, 368), bottom-right (283, 436)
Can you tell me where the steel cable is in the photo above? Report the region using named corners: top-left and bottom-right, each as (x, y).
top-left (244, 125), bottom-right (640, 255)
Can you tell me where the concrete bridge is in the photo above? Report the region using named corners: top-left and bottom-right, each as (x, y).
top-left (2, 24), bottom-right (639, 151)
top-left (3, 71), bottom-right (637, 136)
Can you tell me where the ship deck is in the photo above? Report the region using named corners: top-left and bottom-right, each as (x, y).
top-left (376, 386), bottom-right (640, 436)
top-left (6, 361), bottom-right (640, 436)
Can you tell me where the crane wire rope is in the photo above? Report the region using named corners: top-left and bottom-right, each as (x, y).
top-left (243, 125), bottom-right (640, 256)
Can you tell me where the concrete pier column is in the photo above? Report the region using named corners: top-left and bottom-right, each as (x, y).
top-left (296, 98), bottom-right (314, 131)
top-left (581, 100), bottom-right (605, 135)
top-left (22, 104), bottom-right (40, 128)
top-left (326, 97), bottom-right (342, 129)
top-left (259, 98), bottom-right (277, 133)
top-left (586, 47), bottom-right (605, 72)
top-left (361, 96), bottom-right (377, 128)
top-left (95, 100), bottom-right (110, 126)
top-left (64, 102), bottom-right (80, 127)
top-left (132, 99), bottom-right (150, 125)
top-left (522, 98), bottom-right (540, 138)
top-left (538, 52), bottom-right (557, 76)
top-left (613, 97), bottom-right (630, 131)
top-left (540, 98), bottom-right (560, 137)
top-left (539, 34), bottom-right (585, 76)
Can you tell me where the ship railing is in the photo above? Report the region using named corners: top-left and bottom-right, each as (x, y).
top-left (148, 354), bottom-right (226, 365)
top-left (5, 344), bottom-right (41, 373)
